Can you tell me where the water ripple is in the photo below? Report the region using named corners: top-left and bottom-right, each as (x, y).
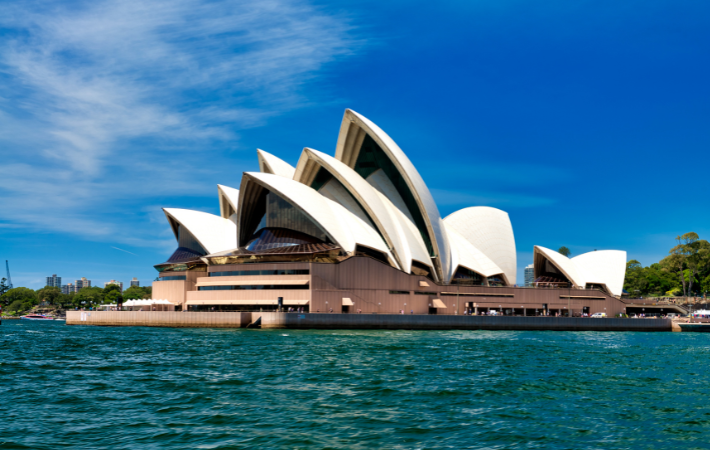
top-left (1, 321), bottom-right (709, 449)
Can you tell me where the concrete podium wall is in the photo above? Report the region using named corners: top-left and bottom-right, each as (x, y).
top-left (66, 311), bottom-right (671, 332)
top-left (66, 311), bottom-right (252, 328)
top-left (258, 313), bottom-right (672, 332)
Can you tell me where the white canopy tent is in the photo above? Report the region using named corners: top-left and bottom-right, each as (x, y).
top-left (98, 299), bottom-right (177, 311)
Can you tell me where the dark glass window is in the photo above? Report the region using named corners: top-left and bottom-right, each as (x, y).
top-left (451, 267), bottom-right (484, 286)
top-left (355, 245), bottom-right (390, 265)
top-left (246, 228), bottom-right (325, 252)
top-left (415, 291), bottom-right (438, 295)
top-left (389, 290), bottom-right (410, 295)
top-left (160, 275), bottom-right (187, 281)
top-left (487, 276), bottom-right (506, 287)
top-left (353, 135), bottom-right (433, 256)
top-left (210, 269), bottom-right (309, 277)
top-left (411, 261), bottom-right (434, 280)
top-left (198, 284), bottom-right (309, 291)
top-left (242, 188), bottom-right (331, 248)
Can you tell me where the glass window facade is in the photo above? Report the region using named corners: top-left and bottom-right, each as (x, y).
top-left (210, 269), bottom-right (309, 277)
top-left (188, 304), bottom-right (309, 313)
top-left (242, 188), bottom-right (332, 249)
top-left (389, 290), bottom-right (410, 295)
top-left (415, 291), bottom-right (438, 295)
top-left (160, 275), bottom-right (187, 281)
top-left (246, 228), bottom-right (325, 252)
top-left (198, 284), bottom-right (309, 291)
top-left (451, 267), bottom-right (484, 286)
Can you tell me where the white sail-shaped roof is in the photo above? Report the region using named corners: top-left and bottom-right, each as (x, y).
top-left (257, 149), bottom-right (296, 179)
top-left (294, 147), bottom-right (414, 273)
top-left (237, 172), bottom-right (391, 258)
top-left (533, 246), bottom-right (626, 296)
top-left (335, 109), bottom-right (452, 281)
top-left (217, 185), bottom-right (239, 221)
top-left (572, 250), bottom-right (627, 297)
top-left (163, 208), bottom-right (237, 255)
top-left (534, 246), bottom-right (584, 287)
top-left (444, 207), bottom-right (517, 284)
top-left (445, 223), bottom-right (507, 283)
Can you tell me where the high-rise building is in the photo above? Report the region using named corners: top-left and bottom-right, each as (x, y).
top-left (76, 277), bottom-right (91, 289)
top-left (61, 283), bottom-right (77, 294)
top-left (46, 274), bottom-right (61, 287)
top-left (104, 280), bottom-right (124, 291)
top-left (524, 264), bottom-right (535, 287)
top-left (130, 278), bottom-right (140, 287)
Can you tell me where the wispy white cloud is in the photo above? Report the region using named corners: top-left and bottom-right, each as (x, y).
top-left (0, 0), bottom-right (359, 247)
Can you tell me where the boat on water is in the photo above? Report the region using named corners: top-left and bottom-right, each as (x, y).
top-left (20, 314), bottom-right (55, 321)
top-left (679, 323), bottom-right (710, 332)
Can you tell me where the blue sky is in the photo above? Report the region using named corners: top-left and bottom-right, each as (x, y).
top-left (1, 0), bottom-right (709, 289)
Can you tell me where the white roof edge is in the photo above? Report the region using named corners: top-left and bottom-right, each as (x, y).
top-left (257, 149), bottom-right (296, 179)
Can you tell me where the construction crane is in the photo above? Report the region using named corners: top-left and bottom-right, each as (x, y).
top-left (5, 260), bottom-right (12, 289)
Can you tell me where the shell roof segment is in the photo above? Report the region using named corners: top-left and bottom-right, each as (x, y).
top-left (444, 207), bottom-right (517, 284)
top-left (217, 184), bottom-right (240, 220)
top-left (294, 147), bottom-right (413, 273)
top-left (534, 246), bottom-right (627, 296)
top-left (445, 223), bottom-right (507, 283)
top-left (237, 171), bottom-right (390, 258)
top-left (257, 149), bottom-right (296, 179)
top-left (163, 208), bottom-right (237, 255)
top-left (572, 250), bottom-right (627, 297)
top-left (334, 108), bottom-right (452, 281)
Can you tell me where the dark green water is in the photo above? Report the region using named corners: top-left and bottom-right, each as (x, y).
top-left (1, 321), bottom-right (709, 449)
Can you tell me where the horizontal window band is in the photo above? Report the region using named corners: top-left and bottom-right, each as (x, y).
top-left (187, 300), bottom-right (310, 305)
top-left (210, 269), bottom-right (310, 277)
top-left (196, 279), bottom-right (308, 287)
top-left (198, 285), bottom-right (309, 291)
top-left (440, 292), bottom-right (514, 297)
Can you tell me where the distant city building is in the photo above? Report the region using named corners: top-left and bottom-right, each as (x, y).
top-left (46, 274), bottom-right (61, 288)
top-left (130, 278), bottom-right (140, 287)
top-left (104, 280), bottom-right (124, 291)
top-left (524, 264), bottom-right (534, 286)
top-left (76, 277), bottom-right (91, 289)
top-left (59, 277), bottom-right (91, 294)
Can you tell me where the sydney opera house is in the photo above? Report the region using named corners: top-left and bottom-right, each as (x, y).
top-left (153, 109), bottom-right (628, 316)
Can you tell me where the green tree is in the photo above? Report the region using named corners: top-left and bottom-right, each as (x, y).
top-left (1, 287), bottom-right (37, 308)
top-left (123, 286), bottom-right (149, 300)
top-left (558, 246), bottom-right (571, 257)
top-left (7, 300), bottom-right (27, 314)
top-left (0, 278), bottom-right (9, 296)
top-left (105, 290), bottom-right (123, 306)
top-left (36, 286), bottom-right (61, 306)
top-left (73, 287), bottom-right (104, 309)
top-left (666, 232), bottom-right (708, 296)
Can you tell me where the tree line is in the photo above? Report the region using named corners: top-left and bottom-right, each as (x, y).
top-left (624, 232), bottom-right (710, 297)
top-left (0, 281), bottom-right (152, 315)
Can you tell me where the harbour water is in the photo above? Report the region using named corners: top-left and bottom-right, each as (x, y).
top-left (1, 320), bottom-right (709, 449)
